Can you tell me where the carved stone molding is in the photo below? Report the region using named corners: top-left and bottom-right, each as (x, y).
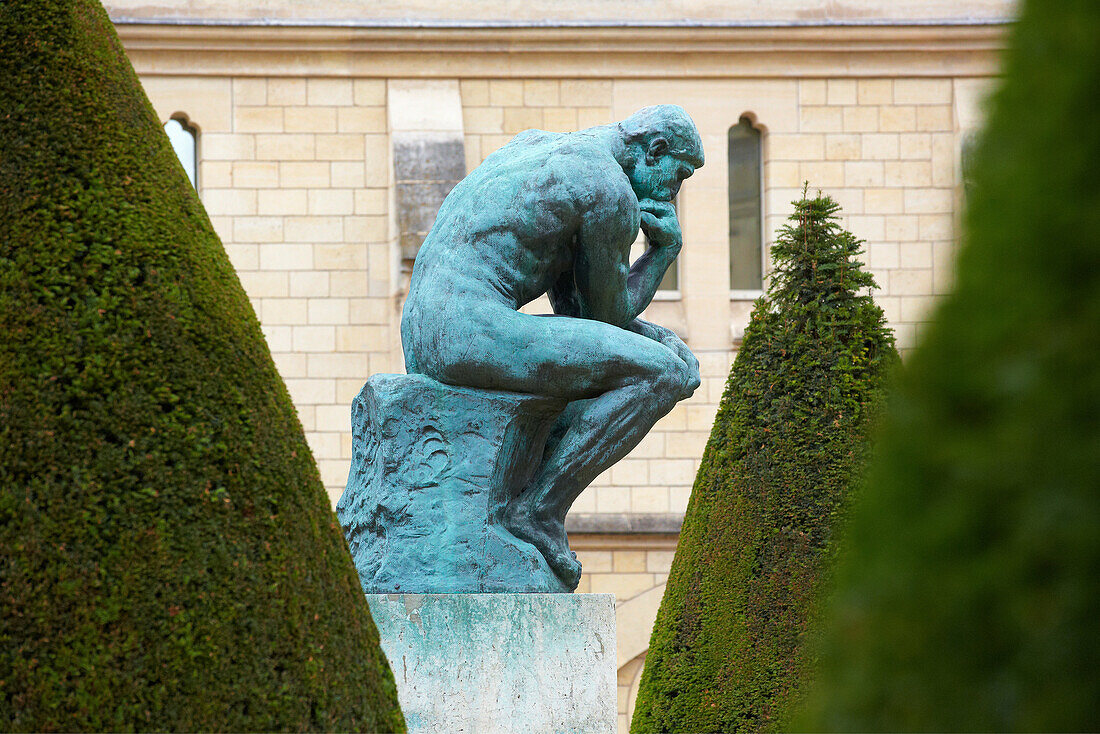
top-left (114, 23), bottom-right (1006, 79)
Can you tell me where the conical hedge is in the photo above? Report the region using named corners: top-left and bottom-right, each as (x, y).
top-left (792, 1), bottom-right (1100, 730)
top-left (631, 192), bottom-right (896, 733)
top-left (0, 1), bottom-right (404, 730)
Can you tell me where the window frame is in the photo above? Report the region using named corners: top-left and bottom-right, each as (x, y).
top-left (728, 115), bottom-right (765, 301)
top-left (163, 113), bottom-right (199, 191)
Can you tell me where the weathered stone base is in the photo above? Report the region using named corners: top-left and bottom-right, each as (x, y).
top-left (368, 593), bottom-right (616, 734)
top-left (338, 374), bottom-right (570, 593)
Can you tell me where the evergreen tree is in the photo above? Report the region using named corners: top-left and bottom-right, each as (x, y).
top-left (631, 191), bottom-right (896, 733)
top-left (793, 0), bottom-right (1100, 729)
top-left (0, 1), bottom-right (404, 730)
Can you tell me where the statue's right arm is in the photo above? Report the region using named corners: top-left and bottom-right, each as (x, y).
top-left (625, 200), bottom-right (682, 317)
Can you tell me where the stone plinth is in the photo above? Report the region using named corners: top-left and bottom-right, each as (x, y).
top-left (337, 374), bottom-right (568, 593)
top-left (368, 593), bottom-right (616, 734)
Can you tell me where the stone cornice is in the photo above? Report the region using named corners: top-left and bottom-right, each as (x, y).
top-left (115, 23), bottom-right (1007, 78)
top-left (104, 0), bottom-right (1016, 26)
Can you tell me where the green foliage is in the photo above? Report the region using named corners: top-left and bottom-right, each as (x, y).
top-left (0, 1), bottom-right (403, 730)
top-left (631, 191), bottom-right (896, 733)
top-left (791, 1), bottom-right (1100, 731)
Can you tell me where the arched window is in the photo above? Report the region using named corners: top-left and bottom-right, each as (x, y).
top-left (728, 116), bottom-right (763, 293)
top-left (163, 116), bottom-right (198, 189)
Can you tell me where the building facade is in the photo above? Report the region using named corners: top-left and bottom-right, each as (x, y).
top-left (107, 1), bottom-right (1011, 727)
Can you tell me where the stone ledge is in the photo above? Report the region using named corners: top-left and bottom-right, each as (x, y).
top-left (565, 512), bottom-right (684, 534)
top-left (569, 532), bottom-right (680, 552)
top-left (115, 25), bottom-right (1005, 80)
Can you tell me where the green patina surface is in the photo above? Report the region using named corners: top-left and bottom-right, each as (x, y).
top-left (631, 192), bottom-right (896, 733)
top-left (386, 106), bottom-right (705, 591)
top-left (0, 1), bottom-right (403, 729)
top-left (338, 375), bottom-right (572, 594)
top-left (793, 0), bottom-right (1100, 730)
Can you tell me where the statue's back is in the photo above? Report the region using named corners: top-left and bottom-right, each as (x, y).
top-left (407, 128), bottom-right (618, 315)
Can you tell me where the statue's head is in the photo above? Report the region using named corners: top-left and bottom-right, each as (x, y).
top-left (617, 105), bottom-right (705, 202)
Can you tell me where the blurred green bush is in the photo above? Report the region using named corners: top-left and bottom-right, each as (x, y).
top-left (0, 1), bottom-right (404, 730)
top-left (793, 0), bottom-right (1100, 729)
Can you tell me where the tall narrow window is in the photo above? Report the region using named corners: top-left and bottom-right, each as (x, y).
top-left (729, 116), bottom-right (762, 292)
top-left (164, 116), bottom-right (197, 189)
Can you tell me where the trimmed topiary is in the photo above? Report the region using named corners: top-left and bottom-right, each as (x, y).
top-left (792, 1), bottom-right (1100, 730)
top-left (0, 1), bottom-right (404, 730)
top-left (630, 191), bottom-right (896, 733)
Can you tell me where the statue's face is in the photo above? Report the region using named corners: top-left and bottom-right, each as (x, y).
top-left (627, 136), bottom-right (698, 203)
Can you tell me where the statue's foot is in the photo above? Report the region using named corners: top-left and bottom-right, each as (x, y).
top-left (504, 501), bottom-right (582, 590)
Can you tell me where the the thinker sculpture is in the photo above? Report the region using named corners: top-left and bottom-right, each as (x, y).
top-left (338, 105), bottom-right (704, 593)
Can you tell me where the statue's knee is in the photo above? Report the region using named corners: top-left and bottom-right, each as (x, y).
top-left (682, 361), bottom-right (701, 395)
top-left (642, 357), bottom-right (687, 408)
top-left (670, 362), bottom-right (699, 402)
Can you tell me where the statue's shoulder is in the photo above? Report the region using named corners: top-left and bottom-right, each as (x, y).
top-left (505, 129), bottom-right (613, 164)
top-left (545, 134), bottom-right (631, 198)
top-left (546, 131), bottom-right (615, 162)
top-left (490, 129), bottom-right (631, 206)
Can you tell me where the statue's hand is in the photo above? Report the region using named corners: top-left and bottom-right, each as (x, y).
top-left (639, 199), bottom-right (682, 252)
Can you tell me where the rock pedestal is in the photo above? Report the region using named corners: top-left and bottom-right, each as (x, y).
top-left (336, 373), bottom-right (568, 593)
top-left (368, 593), bottom-right (616, 734)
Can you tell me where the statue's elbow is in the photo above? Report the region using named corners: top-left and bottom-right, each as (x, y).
top-left (597, 302), bottom-right (632, 329)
